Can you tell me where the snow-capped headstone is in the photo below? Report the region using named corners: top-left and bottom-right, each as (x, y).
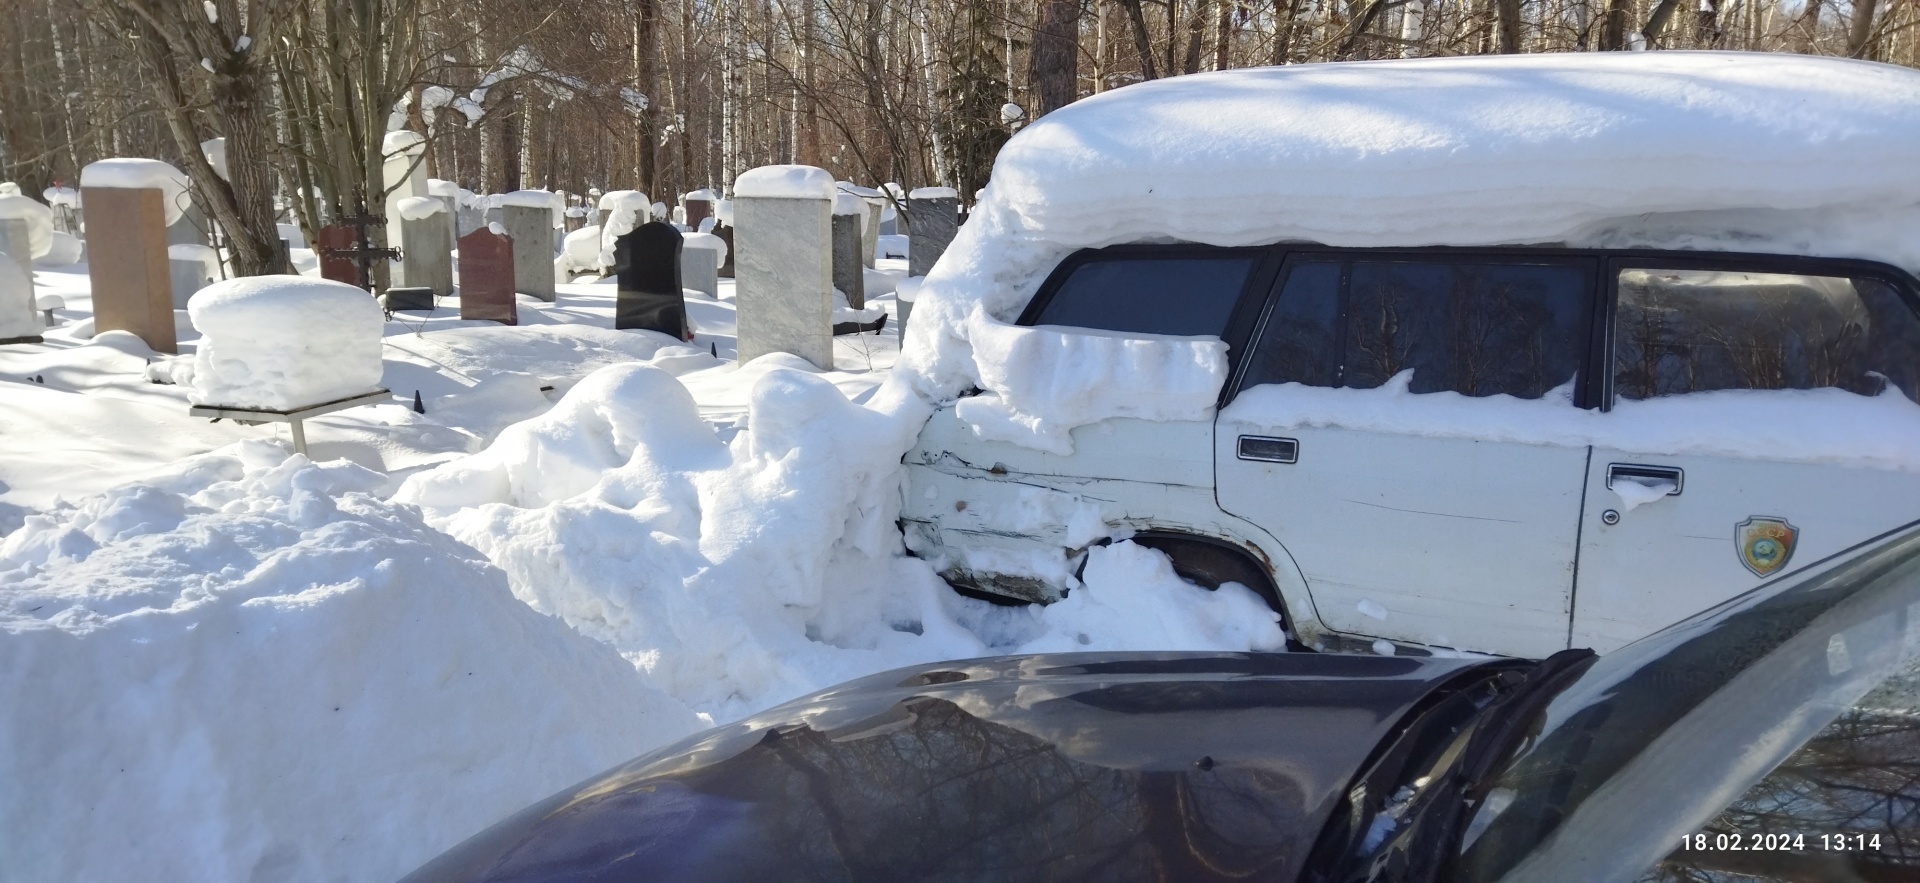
top-left (500, 196), bottom-right (556, 302)
top-left (735, 165), bottom-right (836, 369)
top-left (0, 252), bottom-right (36, 343)
top-left (679, 230), bottom-right (725, 298)
top-left (0, 220), bottom-right (35, 319)
top-left (395, 197), bottom-right (453, 296)
top-left (907, 186), bottom-right (959, 277)
top-left (80, 166), bottom-right (177, 353)
top-left (187, 276), bottom-right (384, 409)
top-left (683, 189), bottom-right (715, 229)
top-left (840, 183), bottom-right (883, 269)
top-left (167, 244), bottom-right (219, 308)
top-left (831, 194), bottom-right (866, 310)
top-left (614, 221), bottom-right (688, 339)
top-left (596, 190), bottom-right (650, 272)
top-left (166, 200), bottom-right (210, 247)
top-left (458, 227), bottom-right (516, 325)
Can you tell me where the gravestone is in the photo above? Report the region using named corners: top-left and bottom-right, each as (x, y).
top-left (907, 189), bottom-right (960, 278)
top-left (734, 165), bottom-right (835, 370)
top-left (0, 253), bottom-right (34, 343)
top-left (683, 191), bottom-right (714, 229)
top-left (714, 225), bottom-right (736, 278)
top-left (839, 184), bottom-right (884, 269)
top-left (831, 211), bottom-right (865, 310)
top-left (316, 224), bottom-right (362, 287)
top-left (399, 209), bottom-right (454, 296)
top-left (614, 222), bottom-right (688, 339)
top-left (680, 232), bottom-right (724, 299)
top-left (381, 287), bottom-right (436, 311)
top-left (167, 201), bottom-right (210, 247)
top-left (168, 256), bottom-right (215, 308)
top-left (83, 186), bottom-right (176, 353)
top-left (501, 205), bottom-right (556, 302)
top-left (0, 220), bottom-right (34, 313)
top-left (457, 228), bottom-right (516, 325)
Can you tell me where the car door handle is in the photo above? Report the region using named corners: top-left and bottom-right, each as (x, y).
top-left (1238, 435), bottom-right (1299, 464)
top-left (1606, 463), bottom-right (1684, 496)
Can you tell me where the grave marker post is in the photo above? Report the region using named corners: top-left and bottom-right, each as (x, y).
top-left (734, 165), bottom-right (835, 369)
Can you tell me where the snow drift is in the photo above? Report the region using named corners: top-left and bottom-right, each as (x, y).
top-left (188, 275), bottom-right (385, 409)
top-left (0, 442), bottom-right (704, 882)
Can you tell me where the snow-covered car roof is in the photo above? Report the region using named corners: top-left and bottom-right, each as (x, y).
top-left (900, 51), bottom-right (1920, 401)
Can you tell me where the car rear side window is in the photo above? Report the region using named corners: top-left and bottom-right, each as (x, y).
top-left (1242, 256), bottom-right (1592, 400)
top-left (1613, 269), bottom-right (1920, 405)
top-left (1030, 255), bottom-right (1257, 338)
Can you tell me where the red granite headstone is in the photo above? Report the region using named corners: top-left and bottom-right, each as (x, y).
top-left (683, 197), bottom-right (712, 229)
top-left (458, 228), bottom-right (517, 325)
top-left (315, 224), bottom-right (364, 287)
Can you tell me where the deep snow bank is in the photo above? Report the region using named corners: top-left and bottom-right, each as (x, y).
top-left (0, 442), bottom-right (703, 882)
top-left (898, 52), bottom-right (1920, 444)
top-left (397, 361), bottom-right (1286, 721)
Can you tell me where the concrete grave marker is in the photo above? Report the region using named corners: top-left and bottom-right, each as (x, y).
top-left (395, 197), bottom-right (454, 296)
top-left (501, 200), bottom-right (556, 303)
top-left (168, 244), bottom-right (219, 308)
top-left (614, 221), bottom-right (688, 339)
top-left (839, 184), bottom-right (883, 269)
top-left (457, 228), bottom-right (516, 325)
top-left (0, 253), bottom-right (35, 343)
top-left (831, 193), bottom-right (866, 310)
top-left (734, 165), bottom-right (835, 369)
top-left (166, 200), bottom-right (210, 247)
top-left (680, 231), bottom-right (725, 299)
top-left (81, 184), bottom-right (177, 353)
top-left (907, 187), bottom-right (960, 278)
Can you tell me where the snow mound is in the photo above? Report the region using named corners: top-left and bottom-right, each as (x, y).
top-left (898, 52), bottom-right (1920, 437)
top-left (80, 158), bottom-right (192, 225)
top-left (0, 442), bottom-right (703, 882)
top-left (188, 275), bottom-right (385, 409)
top-left (397, 362), bottom-right (1284, 721)
top-left (0, 195), bottom-right (54, 258)
top-left (735, 164), bottom-right (835, 200)
top-left (40, 231), bottom-right (82, 266)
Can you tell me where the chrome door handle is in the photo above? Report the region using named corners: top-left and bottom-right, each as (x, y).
top-left (1606, 463), bottom-right (1683, 496)
top-left (1238, 435), bottom-right (1299, 464)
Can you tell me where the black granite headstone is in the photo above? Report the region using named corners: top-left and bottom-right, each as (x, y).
top-left (615, 221), bottom-right (688, 339)
top-left (714, 225), bottom-right (736, 278)
top-left (381, 286), bottom-right (436, 312)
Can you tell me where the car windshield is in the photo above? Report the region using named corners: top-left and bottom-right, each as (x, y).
top-left (1453, 522), bottom-right (1920, 883)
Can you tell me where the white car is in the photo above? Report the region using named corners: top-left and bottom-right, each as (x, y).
top-left (898, 53), bottom-right (1920, 658)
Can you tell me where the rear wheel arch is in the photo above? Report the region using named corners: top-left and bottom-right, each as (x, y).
top-left (1120, 530), bottom-right (1309, 650)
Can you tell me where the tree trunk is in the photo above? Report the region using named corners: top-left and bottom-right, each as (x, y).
top-left (1028, 0), bottom-right (1080, 116)
top-left (637, 0), bottom-right (659, 194)
top-left (1495, 0), bottom-right (1524, 51)
top-left (1847, 0), bottom-right (1878, 56)
top-left (1119, 0), bottom-right (1160, 79)
top-left (1600, 0), bottom-right (1633, 49)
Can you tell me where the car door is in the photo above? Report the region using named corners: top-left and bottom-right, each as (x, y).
top-left (1571, 261), bottom-right (1920, 652)
top-left (1216, 253), bottom-right (1601, 658)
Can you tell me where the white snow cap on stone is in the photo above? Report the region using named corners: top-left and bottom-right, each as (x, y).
top-left (200, 137), bottom-right (228, 181)
top-left (187, 276), bottom-right (385, 409)
top-left (42, 186), bottom-right (78, 207)
top-left (832, 192), bottom-right (866, 216)
top-left (79, 158), bottom-right (192, 225)
top-left (898, 52), bottom-right (1920, 451)
top-left (0, 183), bottom-right (18, 197)
top-left (0, 196), bottom-right (54, 259)
top-left (596, 189), bottom-right (648, 213)
top-left (596, 190), bottom-right (651, 267)
top-left (0, 253), bottom-right (34, 338)
top-left (734, 164), bottom-right (835, 200)
top-left (381, 129), bottom-right (426, 157)
top-left (426, 178), bottom-right (461, 199)
top-left (487, 221), bottom-right (508, 237)
top-left (683, 188), bottom-right (717, 202)
top-left (499, 189), bottom-right (564, 227)
top-left (908, 186), bottom-right (959, 200)
top-left (714, 199), bottom-right (733, 225)
top-left (394, 196), bottom-right (446, 220)
top-left (838, 182), bottom-right (883, 198)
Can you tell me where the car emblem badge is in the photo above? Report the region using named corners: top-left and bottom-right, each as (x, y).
top-left (1736, 517), bottom-right (1798, 577)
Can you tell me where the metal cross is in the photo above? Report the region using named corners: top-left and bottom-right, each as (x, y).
top-left (323, 193), bottom-right (402, 292)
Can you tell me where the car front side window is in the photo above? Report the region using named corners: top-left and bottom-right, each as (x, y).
top-left (1027, 253), bottom-right (1258, 338)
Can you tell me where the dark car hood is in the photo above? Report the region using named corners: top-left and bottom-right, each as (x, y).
top-left (405, 651), bottom-right (1501, 883)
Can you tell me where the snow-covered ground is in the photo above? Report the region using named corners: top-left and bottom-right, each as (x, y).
top-left (0, 254), bottom-right (1281, 881)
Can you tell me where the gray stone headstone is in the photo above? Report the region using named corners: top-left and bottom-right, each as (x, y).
top-left (614, 222), bottom-right (688, 339)
top-left (501, 205), bottom-right (555, 303)
top-left (166, 202), bottom-right (210, 247)
top-left (457, 204), bottom-right (486, 239)
top-left (878, 208), bottom-right (897, 237)
top-left (907, 195), bottom-right (959, 277)
top-left (399, 211), bottom-right (454, 296)
top-left (832, 212), bottom-right (865, 311)
top-left (680, 242), bottom-right (720, 299)
top-left (736, 194), bottom-right (833, 370)
top-left (485, 206), bottom-right (504, 228)
top-left (861, 201), bottom-right (880, 269)
top-left (0, 219), bottom-right (36, 317)
top-left (168, 258), bottom-right (212, 308)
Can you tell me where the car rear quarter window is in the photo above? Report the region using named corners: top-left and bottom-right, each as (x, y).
top-left (1029, 255), bottom-right (1257, 338)
top-left (1613, 268), bottom-right (1920, 405)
